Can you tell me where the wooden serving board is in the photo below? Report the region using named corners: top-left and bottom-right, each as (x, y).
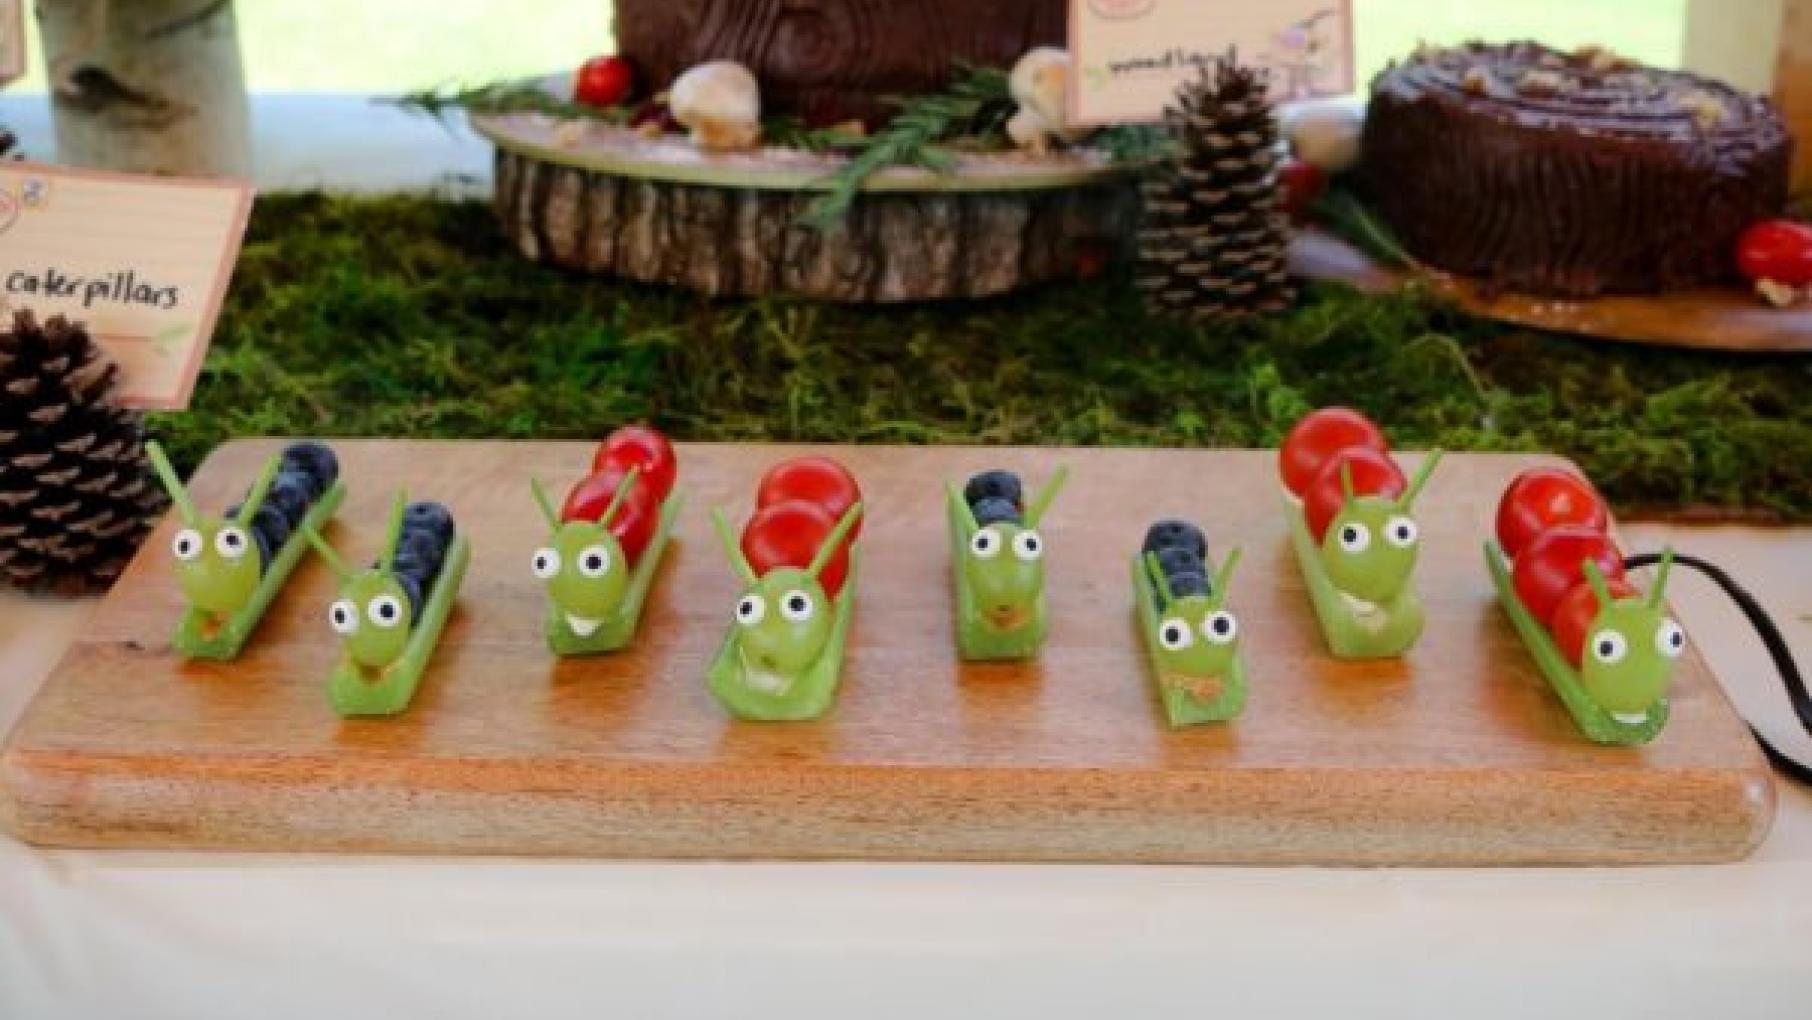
top-left (1292, 228), bottom-right (1812, 353)
top-left (0, 442), bottom-right (1776, 865)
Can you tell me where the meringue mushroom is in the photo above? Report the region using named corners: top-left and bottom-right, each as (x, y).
top-left (1281, 103), bottom-right (1364, 174)
top-left (670, 60), bottom-right (762, 151)
top-left (1007, 47), bottom-right (1086, 155)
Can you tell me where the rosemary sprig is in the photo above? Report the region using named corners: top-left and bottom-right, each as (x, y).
top-left (386, 82), bottom-right (633, 126)
top-left (1312, 188), bottom-right (1418, 271)
top-left (798, 66), bottom-right (1014, 229)
top-left (1091, 123), bottom-right (1176, 165)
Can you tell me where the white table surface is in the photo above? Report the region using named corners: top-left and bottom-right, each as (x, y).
top-left (3, 523), bottom-right (1811, 1019)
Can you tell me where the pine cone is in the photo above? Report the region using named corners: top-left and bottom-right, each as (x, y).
top-left (1135, 54), bottom-right (1296, 321)
top-left (0, 310), bottom-right (167, 594)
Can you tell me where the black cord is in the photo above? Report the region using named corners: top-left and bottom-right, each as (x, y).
top-left (1626, 552), bottom-right (1812, 785)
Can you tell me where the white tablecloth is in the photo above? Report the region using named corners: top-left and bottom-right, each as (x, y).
top-left (4, 524), bottom-right (1811, 1019)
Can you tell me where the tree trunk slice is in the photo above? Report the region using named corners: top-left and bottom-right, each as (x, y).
top-left (1292, 227), bottom-right (1812, 353)
top-left (482, 120), bottom-right (1136, 302)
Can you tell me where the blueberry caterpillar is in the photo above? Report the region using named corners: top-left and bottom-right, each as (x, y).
top-left (147, 440), bottom-right (348, 659)
top-left (948, 466), bottom-right (1068, 661)
top-left (1134, 518), bottom-right (1247, 725)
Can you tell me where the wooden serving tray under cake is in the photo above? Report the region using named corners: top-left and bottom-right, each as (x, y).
top-left (0, 442), bottom-right (1776, 865)
top-left (1293, 228), bottom-right (1812, 353)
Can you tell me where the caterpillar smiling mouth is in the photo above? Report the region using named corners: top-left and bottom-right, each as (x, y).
top-left (565, 613), bottom-right (602, 638)
top-left (1611, 710), bottom-right (1649, 726)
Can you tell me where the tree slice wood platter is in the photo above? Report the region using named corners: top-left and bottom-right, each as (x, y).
top-left (470, 85), bottom-right (1134, 301)
top-left (1292, 227), bottom-right (1812, 353)
top-left (0, 441), bottom-right (1776, 865)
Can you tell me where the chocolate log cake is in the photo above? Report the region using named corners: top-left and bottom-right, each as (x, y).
top-left (613, 0), bottom-right (1065, 122)
top-left (1358, 41), bottom-right (1792, 297)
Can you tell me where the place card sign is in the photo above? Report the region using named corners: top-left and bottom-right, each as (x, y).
top-left (1, 0), bottom-right (23, 85)
top-left (0, 162), bottom-right (253, 409)
top-left (1068, 0), bottom-right (1354, 126)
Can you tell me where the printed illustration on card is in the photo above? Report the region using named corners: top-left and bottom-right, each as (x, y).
top-left (1069, 0), bottom-right (1354, 125)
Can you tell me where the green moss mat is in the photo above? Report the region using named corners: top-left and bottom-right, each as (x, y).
top-left (148, 192), bottom-right (1812, 521)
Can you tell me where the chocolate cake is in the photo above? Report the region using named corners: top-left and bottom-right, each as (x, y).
top-left (1358, 41), bottom-right (1793, 297)
top-left (613, 0), bottom-right (1065, 122)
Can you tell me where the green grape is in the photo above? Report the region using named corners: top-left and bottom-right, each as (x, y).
top-left (328, 568), bottom-right (414, 670)
top-left (731, 566), bottom-right (834, 678)
top-left (961, 520), bottom-right (1046, 634)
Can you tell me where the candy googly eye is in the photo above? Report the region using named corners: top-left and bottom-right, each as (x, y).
top-left (1591, 629), bottom-right (1629, 665)
top-left (1158, 617), bottom-right (1193, 651)
top-left (970, 528), bottom-right (1001, 559)
top-left (736, 593), bottom-right (766, 627)
top-left (780, 589), bottom-right (815, 623)
top-left (1203, 610), bottom-right (1238, 645)
top-left (576, 544), bottom-right (611, 579)
top-left (214, 526), bottom-right (250, 560)
top-left (1655, 619), bottom-right (1686, 658)
top-left (367, 594), bottom-right (405, 629)
top-left (1012, 530), bottom-right (1044, 562)
top-left (1384, 515), bottom-right (1418, 548)
top-left (531, 548), bottom-right (560, 579)
top-left (328, 599), bottom-right (359, 636)
top-left (172, 528), bottom-right (203, 562)
top-left (1338, 522), bottom-right (1371, 554)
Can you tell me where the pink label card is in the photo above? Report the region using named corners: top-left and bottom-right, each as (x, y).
top-left (0, 162), bottom-right (254, 410)
top-left (1069, 0), bottom-right (1355, 125)
top-left (1, 0), bottom-right (23, 85)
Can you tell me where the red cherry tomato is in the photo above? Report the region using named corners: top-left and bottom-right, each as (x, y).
top-left (1494, 467), bottom-right (1609, 559)
top-left (1736, 220), bottom-right (1812, 286)
top-left (1512, 525), bottom-right (1626, 627)
top-left (561, 464), bottom-right (659, 564)
top-left (741, 500), bottom-right (851, 597)
top-left (1551, 575), bottom-right (1640, 666)
top-left (1280, 407), bottom-right (1389, 497)
top-left (574, 55), bottom-right (636, 108)
top-left (1279, 159), bottom-right (1326, 224)
top-left (1301, 445), bottom-right (1406, 543)
top-left (756, 456), bottom-right (863, 541)
top-left (592, 425), bottom-right (677, 503)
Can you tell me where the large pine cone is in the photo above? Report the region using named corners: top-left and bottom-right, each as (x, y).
top-left (1135, 55), bottom-right (1296, 321)
top-left (0, 310), bottom-right (167, 594)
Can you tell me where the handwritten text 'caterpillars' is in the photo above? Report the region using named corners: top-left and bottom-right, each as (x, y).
top-left (6, 267), bottom-right (181, 311)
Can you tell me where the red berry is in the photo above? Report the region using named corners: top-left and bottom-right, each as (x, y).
top-left (741, 500), bottom-right (853, 598)
top-left (575, 55), bottom-right (635, 109)
top-left (1301, 446), bottom-right (1406, 544)
top-left (592, 425), bottom-right (677, 504)
top-left (1279, 407), bottom-right (1389, 497)
top-left (1552, 575), bottom-right (1640, 666)
top-left (1278, 160), bottom-right (1326, 223)
top-left (1494, 467), bottom-right (1608, 560)
top-left (1736, 219), bottom-right (1812, 286)
top-left (561, 464), bottom-right (659, 564)
top-left (1512, 525), bottom-right (1625, 628)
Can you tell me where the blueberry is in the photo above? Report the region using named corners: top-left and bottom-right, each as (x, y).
top-left (392, 571), bottom-right (424, 622)
top-left (282, 441), bottom-right (339, 486)
top-left (261, 475), bottom-right (313, 524)
top-left (1143, 519), bottom-right (1207, 560)
top-left (395, 529), bottom-right (444, 570)
top-left (228, 501), bottom-right (292, 554)
top-left (965, 470), bottom-right (1023, 510)
top-left (250, 528), bottom-right (273, 574)
top-left (1154, 546), bottom-right (1206, 586)
top-left (1167, 570), bottom-right (1212, 600)
top-left (403, 501), bottom-right (456, 546)
top-left (972, 496), bottom-right (1022, 527)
